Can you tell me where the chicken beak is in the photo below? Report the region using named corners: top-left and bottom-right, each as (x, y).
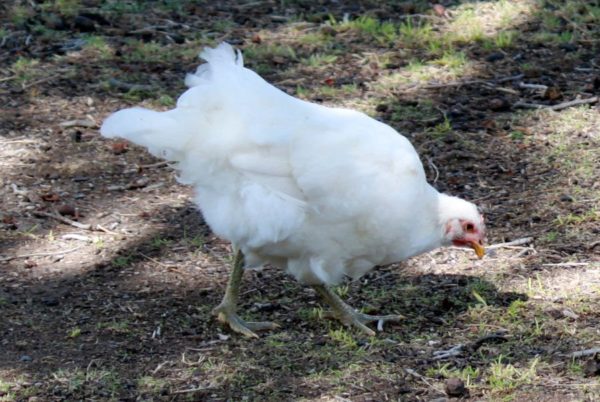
top-left (470, 241), bottom-right (485, 259)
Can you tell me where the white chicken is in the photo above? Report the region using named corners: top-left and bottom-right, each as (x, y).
top-left (101, 43), bottom-right (486, 337)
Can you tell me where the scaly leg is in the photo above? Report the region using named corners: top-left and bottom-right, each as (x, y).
top-left (312, 284), bottom-right (404, 336)
top-left (213, 249), bottom-right (279, 338)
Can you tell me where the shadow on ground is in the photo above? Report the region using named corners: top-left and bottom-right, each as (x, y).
top-left (1, 0), bottom-right (598, 400)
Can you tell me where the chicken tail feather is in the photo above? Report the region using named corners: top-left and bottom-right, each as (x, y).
top-left (100, 107), bottom-right (189, 161)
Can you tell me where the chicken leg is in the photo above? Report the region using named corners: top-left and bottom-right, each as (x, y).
top-left (312, 284), bottom-right (404, 336)
top-left (213, 249), bottom-right (279, 338)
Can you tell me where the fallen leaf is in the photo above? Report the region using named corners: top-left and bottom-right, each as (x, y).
top-left (544, 86), bottom-right (562, 100)
top-left (111, 141), bottom-right (129, 154)
top-left (41, 193), bottom-right (60, 202)
top-left (2, 215), bottom-right (18, 230)
top-left (24, 260), bottom-right (37, 269)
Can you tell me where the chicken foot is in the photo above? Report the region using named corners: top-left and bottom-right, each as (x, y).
top-left (213, 249), bottom-right (279, 338)
top-left (312, 284), bottom-right (404, 336)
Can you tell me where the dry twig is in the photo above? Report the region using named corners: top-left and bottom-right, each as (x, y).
top-left (32, 211), bottom-right (118, 234)
top-left (549, 96), bottom-right (598, 111)
top-left (33, 210), bottom-right (91, 230)
top-left (59, 119), bottom-right (97, 129)
top-left (488, 237), bottom-right (534, 249)
top-left (433, 333), bottom-right (508, 360)
top-left (514, 96), bottom-right (598, 111)
top-left (519, 82), bottom-right (548, 90)
top-left (0, 246), bottom-right (84, 262)
top-left (138, 161), bottom-right (171, 169)
top-left (566, 348), bottom-right (600, 359)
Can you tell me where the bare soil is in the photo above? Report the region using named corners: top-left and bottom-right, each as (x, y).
top-left (0, 1), bottom-right (598, 401)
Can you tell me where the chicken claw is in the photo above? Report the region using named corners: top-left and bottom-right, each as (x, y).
top-left (213, 304), bottom-right (279, 338)
top-left (213, 249), bottom-right (279, 338)
top-left (312, 284), bottom-right (404, 336)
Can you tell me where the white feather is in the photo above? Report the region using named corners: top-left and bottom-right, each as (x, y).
top-left (100, 43), bottom-right (482, 285)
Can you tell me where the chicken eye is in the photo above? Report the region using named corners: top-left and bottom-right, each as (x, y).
top-left (465, 223), bottom-right (475, 232)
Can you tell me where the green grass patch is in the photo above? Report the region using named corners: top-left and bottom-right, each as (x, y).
top-left (487, 356), bottom-right (539, 392)
top-left (11, 57), bottom-right (40, 83)
top-left (301, 53), bottom-right (338, 68)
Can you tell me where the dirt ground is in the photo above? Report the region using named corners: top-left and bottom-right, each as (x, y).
top-left (0, 0), bottom-right (599, 401)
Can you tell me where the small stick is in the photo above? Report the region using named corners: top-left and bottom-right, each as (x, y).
top-left (0, 245), bottom-right (84, 262)
top-left (139, 253), bottom-right (174, 267)
top-left (33, 211), bottom-right (91, 230)
top-left (550, 96), bottom-right (598, 111)
top-left (404, 368), bottom-right (442, 392)
top-left (422, 79), bottom-right (483, 89)
top-left (514, 96), bottom-right (598, 111)
top-left (0, 139), bottom-right (39, 144)
top-left (33, 211), bottom-right (117, 234)
top-left (151, 361), bottom-right (170, 375)
top-left (61, 234), bottom-right (92, 242)
top-left (495, 74), bottom-right (525, 83)
top-left (488, 237), bottom-right (534, 249)
top-left (138, 161), bottom-right (170, 169)
top-left (482, 84), bottom-right (519, 95)
top-left (518, 82), bottom-right (548, 90)
top-left (432, 344), bottom-right (464, 360)
top-left (426, 156), bottom-right (439, 183)
top-left (95, 224), bottom-right (119, 235)
top-left (108, 78), bottom-right (154, 92)
top-left (419, 74), bottom-right (524, 90)
top-left (59, 119), bottom-right (97, 129)
top-left (22, 74), bottom-right (61, 90)
top-left (513, 100), bottom-right (547, 109)
top-left (171, 386), bottom-right (210, 394)
top-left (510, 248), bottom-right (534, 259)
top-left (180, 352), bottom-right (205, 367)
top-left (542, 262), bottom-right (590, 267)
top-left (566, 347), bottom-right (600, 358)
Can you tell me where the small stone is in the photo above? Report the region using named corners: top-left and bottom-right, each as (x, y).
top-left (488, 98), bottom-right (510, 111)
top-left (524, 67), bottom-right (542, 78)
top-left (559, 43), bottom-right (577, 52)
top-left (560, 194), bottom-right (573, 202)
top-left (375, 104), bottom-right (388, 113)
top-left (57, 204), bottom-right (77, 216)
top-left (320, 25), bottom-right (337, 36)
top-left (561, 308), bottom-right (579, 319)
top-left (41, 297), bottom-right (59, 307)
top-left (583, 359), bottom-right (600, 377)
top-left (445, 377), bottom-right (468, 397)
top-left (19, 355), bottom-right (33, 362)
top-left (486, 52), bottom-right (505, 62)
top-left (71, 131), bottom-right (82, 142)
top-left (73, 15), bottom-right (96, 32)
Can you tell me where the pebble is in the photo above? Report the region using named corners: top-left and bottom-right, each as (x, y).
top-left (486, 52), bottom-right (505, 62)
top-left (19, 355), bottom-right (32, 362)
top-left (584, 359), bottom-right (600, 377)
top-left (73, 15), bottom-right (96, 32)
top-left (445, 377), bottom-right (468, 397)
